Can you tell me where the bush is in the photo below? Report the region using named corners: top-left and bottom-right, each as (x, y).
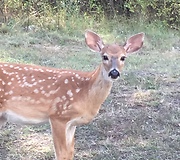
top-left (124, 0), bottom-right (180, 29)
top-left (0, 0), bottom-right (179, 29)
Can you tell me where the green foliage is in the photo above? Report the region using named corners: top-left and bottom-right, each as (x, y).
top-left (0, 0), bottom-right (179, 30)
top-left (124, 0), bottom-right (180, 29)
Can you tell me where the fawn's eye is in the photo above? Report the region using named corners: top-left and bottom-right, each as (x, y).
top-left (120, 56), bottom-right (126, 61)
top-left (103, 55), bottom-right (109, 61)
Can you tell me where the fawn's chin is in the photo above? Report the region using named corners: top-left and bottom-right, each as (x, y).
top-left (106, 76), bottom-right (119, 82)
top-left (109, 75), bottom-right (120, 81)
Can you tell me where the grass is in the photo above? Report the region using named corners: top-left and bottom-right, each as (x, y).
top-left (0, 17), bottom-right (180, 160)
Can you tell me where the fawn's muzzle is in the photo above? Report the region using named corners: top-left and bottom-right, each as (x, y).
top-left (108, 69), bottom-right (120, 79)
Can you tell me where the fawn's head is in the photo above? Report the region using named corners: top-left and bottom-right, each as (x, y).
top-left (85, 30), bottom-right (144, 81)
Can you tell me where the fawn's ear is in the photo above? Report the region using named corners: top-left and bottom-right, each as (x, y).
top-left (85, 30), bottom-right (105, 53)
top-left (124, 33), bottom-right (144, 54)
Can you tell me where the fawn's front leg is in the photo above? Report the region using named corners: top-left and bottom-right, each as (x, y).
top-left (50, 118), bottom-right (76, 160)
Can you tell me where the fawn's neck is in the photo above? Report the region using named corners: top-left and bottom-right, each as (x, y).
top-left (89, 65), bottom-right (113, 100)
top-left (79, 65), bottom-right (113, 117)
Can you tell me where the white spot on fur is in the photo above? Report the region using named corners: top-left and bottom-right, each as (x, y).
top-left (2, 81), bottom-right (6, 85)
top-left (41, 90), bottom-right (46, 94)
top-left (9, 90), bottom-right (13, 95)
top-left (18, 80), bottom-right (21, 84)
top-left (75, 74), bottom-right (81, 79)
top-left (62, 96), bottom-right (66, 101)
top-left (61, 110), bottom-right (67, 115)
top-left (67, 90), bottom-right (73, 97)
top-left (33, 82), bottom-right (37, 85)
top-left (24, 67), bottom-right (29, 71)
top-left (39, 69), bottom-right (44, 72)
top-left (75, 88), bottom-right (81, 93)
top-left (52, 97), bottom-right (61, 111)
top-left (71, 77), bottom-right (75, 82)
top-left (64, 79), bottom-right (69, 84)
top-left (45, 87), bottom-right (60, 97)
top-left (34, 89), bottom-right (39, 94)
top-left (14, 66), bottom-right (20, 69)
top-left (46, 69), bottom-right (53, 72)
top-left (16, 74), bottom-right (20, 78)
top-left (2, 70), bottom-right (7, 74)
top-left (3, 64), bottom-right (8, 67)
top-left (44, 93), bottom-right (50, 98)
top-left (63, 101), bottom-right (69, 110)
top-left (9, 65), bottom-right (14, 68)
top-left (7, 82), bottom-right (12, 85)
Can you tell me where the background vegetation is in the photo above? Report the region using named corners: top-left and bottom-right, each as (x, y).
top-left (0, 0), bottom-right (180, 31)
top-left (0, 0), bottom-right (180, 160)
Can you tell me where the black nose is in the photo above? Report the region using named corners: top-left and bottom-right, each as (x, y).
top-left (108, 69), bottom-right (120, 79)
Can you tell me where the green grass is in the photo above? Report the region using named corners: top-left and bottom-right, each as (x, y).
top-left (0, 17), bottom-right (180, 160)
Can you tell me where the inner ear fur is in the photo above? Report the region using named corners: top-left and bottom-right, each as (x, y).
top-left (123, 33), bottom-right (144, 53)
top-left (85, 30), bottom-right (105, 53)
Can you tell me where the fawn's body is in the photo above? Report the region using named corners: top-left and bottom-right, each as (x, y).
top-left (0, 63), bottom-right (109, 124)
top-left (0, 31), bottom-right (144, 159)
